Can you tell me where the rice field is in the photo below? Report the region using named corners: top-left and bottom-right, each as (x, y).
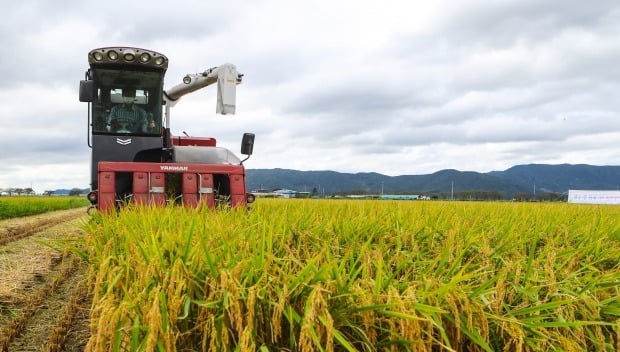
top-left (0, 196), bottom-right (89, 220)
top-left (82, 199), bottom-right (620, 351)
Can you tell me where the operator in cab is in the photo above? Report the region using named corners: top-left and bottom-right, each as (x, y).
top-left (107, 88), bottom-right (155, 133)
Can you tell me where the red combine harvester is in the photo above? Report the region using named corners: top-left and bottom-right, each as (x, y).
top-left (79, 47), bottom-right (255, 212)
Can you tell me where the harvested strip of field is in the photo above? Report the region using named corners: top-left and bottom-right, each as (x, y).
top-left (59, 284), bottom-right (92, 352)
top-left (0, 208), bottom-right (85, 246)
top-left (83, 200), bottom-right (620, 351)
top-left (42, 280), bottom-right (90, 352)
top-left (0, 197), bottom-right (88, 221)
top-left (7, 257), bottom-right (88, 352)
top-left (0, 216), bottom-right (90, 352)
top-left (1, 253), bottom-right (80, 351)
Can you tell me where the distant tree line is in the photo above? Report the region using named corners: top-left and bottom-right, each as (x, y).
top-left (0, 187), bottom-right (36, 196)
top-left (0, 188), bottom-right (85, 197)
top-left (513, 192), bottom-right (567, 202)
top-left (330, 189), bottom-right (507, 201)
top-left (434, 190), bottom-right (505, 201)
top-left (319, 189), bottom-right (568, 202)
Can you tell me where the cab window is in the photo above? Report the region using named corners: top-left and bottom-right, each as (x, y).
top-left (91, 69), bottom-right (163, 136)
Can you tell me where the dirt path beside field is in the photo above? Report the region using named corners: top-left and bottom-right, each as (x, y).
top-left (0, 209), bottom-right (91, 352)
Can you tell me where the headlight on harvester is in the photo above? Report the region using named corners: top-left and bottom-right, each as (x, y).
top-left (123, 53), bottom-right (136, 61)
top-left (93, 52), bottom-right (104, 61)
top-left (139, 53), bottom-right (151, 63)
top-left (107, 50), bottom-right (119, 60)
top-left (154, 56), bottom-right (165, 65)
top-left (246, 193), bottom-right (256, 204)
top-left (87, 191), bottom-right (98, 205)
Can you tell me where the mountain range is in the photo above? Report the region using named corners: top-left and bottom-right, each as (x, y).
top-left (246, 164), bottom-right (620, 198)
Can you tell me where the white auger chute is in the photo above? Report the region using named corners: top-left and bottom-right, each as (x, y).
top-left (163, 64), bottom-right (242, 125)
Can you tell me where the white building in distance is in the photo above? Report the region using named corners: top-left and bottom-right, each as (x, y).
top-left (568, 190), bottom-right (620, 205)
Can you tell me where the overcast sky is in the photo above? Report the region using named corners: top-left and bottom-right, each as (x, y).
top-left (1, 0), bottom-right (619, 191)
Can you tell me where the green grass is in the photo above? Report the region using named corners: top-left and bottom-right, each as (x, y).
top-left (82, 199), bottom-right (620, 351)
top-left (0, 196), bottom-right (88, 220)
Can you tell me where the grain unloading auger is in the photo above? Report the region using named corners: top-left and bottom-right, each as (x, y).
top-left (79, 47), bottom-right (255, 212)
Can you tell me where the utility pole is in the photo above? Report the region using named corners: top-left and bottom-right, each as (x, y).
top-left (451, 181), bottom-right (454, 200)
top-left (381, 182), bottom-right (384, 196)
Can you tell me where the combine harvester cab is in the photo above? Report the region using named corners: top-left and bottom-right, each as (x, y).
top-left (79, 47), bottom-right (255, 212)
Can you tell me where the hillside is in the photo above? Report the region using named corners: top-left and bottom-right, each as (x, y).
top-left (489, 164), bottom-right (620, 193)
top-left (247, 164), bottom-right (620, 197)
